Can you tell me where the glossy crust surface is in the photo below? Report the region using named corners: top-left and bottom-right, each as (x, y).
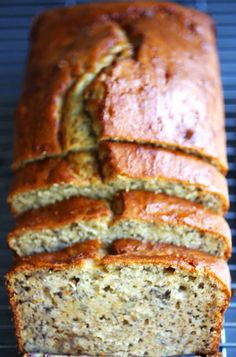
top-left (13, 1), bottom-right (227, 173)
top-left (86, 18), bottom-right (226, 173)
top-left (111, 239), bottom-right (231, 294)
top-left (114, 191), bottom-right (231, 258)
top-left (7, 238), bottom-right (231, 296)
top-left (101, 142), bottom-right (229, 213)
top-left (9, 240), bottom-right (101, 269)
top-left (10, 155), bottom-right (80, 195)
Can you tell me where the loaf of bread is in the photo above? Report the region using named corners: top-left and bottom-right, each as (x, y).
top-left (6, 239), bottom-right (230, 356)
top-left (13, 1), bottom-right (227, 174)
top-left (6, 2), bottom-right (231, 356)
top-left (8, 143), bottom-right (229, 215)
top-left (8, 192), bottom-right (231, 258)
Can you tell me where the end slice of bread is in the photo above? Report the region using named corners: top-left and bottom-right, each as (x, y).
top-left (8, 192), bottom-right (231, 258)
top-left (6, 239), bottom-right (230, 356)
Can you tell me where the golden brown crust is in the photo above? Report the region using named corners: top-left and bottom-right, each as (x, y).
top-left (8, 196), bottom-right (110, 237)
top-left (113, 191), bottom-right (232, 259)
top-left (7, 239), bottom-right (231, 297)
top-left (5, 239), bottom-right (102, 353)
top-left (8, 240), bottom-right (101, 272)
top-left (8, 191), bottom-right (231, 258)
top-left (6, 239), bottom-right (230, 355)
top-left (8, 152), bottom-right (102, 214)
top-left (111, 239), bottom-right (231, 296)
top-left (101, 142), bottom-right (229, 214)
top-left (13, 1), bottom-right (227, 173)
top-left (9, 142), bottom-right (229, 215)
top-left (10, 155), bottom-right (77, 197)
top-left (13, 14), bottom-right (130, 169)
top-left (105, 240), bottom-right (231, 353)
top-left (86, 21), bottom-right (226, 173)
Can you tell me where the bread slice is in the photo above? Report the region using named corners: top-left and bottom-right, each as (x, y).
top-left (8, 143), bottom-right (229, 215)
top-left (6, 239), bottom-right (230, 356)
top-left (111, 191), bottom-right (231, 259)
top-left (9, 152), bottom-right (106, 215)
top-left (100, 142), bottom-right (229, 214)
top-left (8, 192), bottom-right (231, 259)
top-left (13, 2), bottom-right (227, 174)
top-left (8, 196), bottom-right (111, 257)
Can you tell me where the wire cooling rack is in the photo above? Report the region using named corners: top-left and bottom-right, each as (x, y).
top-left (0, 0), bottom-right (236, 356)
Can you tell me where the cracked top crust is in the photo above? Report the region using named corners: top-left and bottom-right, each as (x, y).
top-left (13, 1), bottom-right (227, 173)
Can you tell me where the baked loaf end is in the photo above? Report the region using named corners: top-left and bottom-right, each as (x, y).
top-left (8, 143), bottom-right (229, 215)
top-left (13, 1), bottom-right (227, 173)
top-left (6, 239), bottom-right (230, 356)
top-left (8, 192), bottom-right (231, 258)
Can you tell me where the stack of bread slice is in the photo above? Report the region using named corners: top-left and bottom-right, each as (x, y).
top-left (6, 2), bottom-right (231, 356)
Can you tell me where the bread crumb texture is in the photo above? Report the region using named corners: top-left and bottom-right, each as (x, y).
top-left (8, 193), bottom-right (231, 258)
top-left (9, 144), bottom-right (229, 215)
top-left (8, 263), bottom-right (228, 356)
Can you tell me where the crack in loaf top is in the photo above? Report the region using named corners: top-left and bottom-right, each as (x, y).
top-left (13, 1), bottom-right (227, 174)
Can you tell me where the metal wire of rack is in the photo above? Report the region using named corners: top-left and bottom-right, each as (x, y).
top-left (0, 0), bottom-right (235, 356)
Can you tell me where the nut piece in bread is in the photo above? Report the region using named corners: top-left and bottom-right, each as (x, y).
top-left (8, 192), bottom-right (231, 258)
top-left (6, 239), bottom-right (230, 356)
top-left (8, 143), bottom-right (229, 215)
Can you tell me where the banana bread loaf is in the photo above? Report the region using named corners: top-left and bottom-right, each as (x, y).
top-left (6, 239), bottom-right (230, 356)
top-left (13, 1), bottom-right (227, 173)
top-left (7, 2), bottom-right (230, 356)
top-left (8, 143), bottom-right (229, 215)
top-left (8, 192), bottom-right (231, 258)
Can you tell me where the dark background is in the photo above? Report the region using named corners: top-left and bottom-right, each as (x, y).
top-left (0, 0), bottom-right (236, 356)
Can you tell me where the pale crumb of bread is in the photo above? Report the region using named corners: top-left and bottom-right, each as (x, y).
top-left (10, 219), bottom-right (227, 258)
top-left (10, 263), bottom-right (226, 356)
top-left (11, 175), bottom-right (222, 215)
